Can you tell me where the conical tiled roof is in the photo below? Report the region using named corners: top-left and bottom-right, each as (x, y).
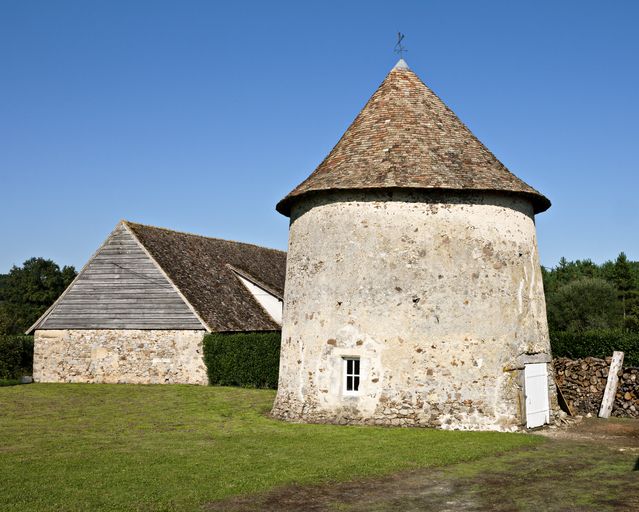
top-left (276, 59), bottom-right (550, 216)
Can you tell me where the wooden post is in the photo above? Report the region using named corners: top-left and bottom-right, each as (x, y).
top-left (598, 351), bottom-right (624, 419)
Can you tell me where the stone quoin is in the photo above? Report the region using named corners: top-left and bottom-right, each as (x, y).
top-left (271, 59), bottom-right (557, 431)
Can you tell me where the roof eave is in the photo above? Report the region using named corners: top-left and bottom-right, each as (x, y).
top-left (275, 196), bottom-right (293, 217)
top-left (276, 187), bottom-right (551, 218)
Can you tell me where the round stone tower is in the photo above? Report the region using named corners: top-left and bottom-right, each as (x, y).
top-left (272, 59), bottom-right (556, 431)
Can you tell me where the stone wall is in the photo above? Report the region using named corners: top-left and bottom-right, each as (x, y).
top-left (273, 191), bottom-right (557, 431)
top-left (554, 357), bottom-right (639, 418)
top-left (34, 329), bottom-right (208, 385)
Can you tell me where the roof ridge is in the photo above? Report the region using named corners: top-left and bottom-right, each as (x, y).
top-left (122, 220), bottom-right (286, 254)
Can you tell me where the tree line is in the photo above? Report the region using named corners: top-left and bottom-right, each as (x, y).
top-left (543, 252), bottom-right (639, 334)
top-left (0, 258), bottom-right (76, 335)
top-left (0, 252), bottom-right (638, 337)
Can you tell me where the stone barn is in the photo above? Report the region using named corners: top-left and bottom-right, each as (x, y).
top-left (271, 59), bottom-right (557, 431)
top-left (29, 221), bottom-right (286, 384)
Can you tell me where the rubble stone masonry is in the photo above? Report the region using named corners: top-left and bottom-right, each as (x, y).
top-left (272, 191), bottom-right (557, 431)
top-left (33, 329), bottom-right (207, 385)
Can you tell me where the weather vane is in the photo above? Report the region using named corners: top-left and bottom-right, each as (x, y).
top-left (394, 32), bottom-right (407, 58)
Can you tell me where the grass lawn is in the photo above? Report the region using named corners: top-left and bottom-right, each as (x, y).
top-left (440, 436), bottom-right (639, 511)
top-left (217, 428), bottom-right (639, 512)
top-left (0, 384), bottom-right (540, 511)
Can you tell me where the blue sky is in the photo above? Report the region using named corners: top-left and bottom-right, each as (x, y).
top-left (1, 0), bottom-right (637, 272)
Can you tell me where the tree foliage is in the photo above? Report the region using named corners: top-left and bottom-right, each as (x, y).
top-left (543, 252), bottom-right (639, 334)
top-left (0, 258), bottom-right (76, 335)
top-left (0, 335), bottom-right (34, 379)
top-left (546, 277), bottom-right (621, 332)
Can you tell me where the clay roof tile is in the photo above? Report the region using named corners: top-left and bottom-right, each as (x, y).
top-left (125, 222), bottom-right (286, 332)
top-left (276, 60), bottom-right (550, 216)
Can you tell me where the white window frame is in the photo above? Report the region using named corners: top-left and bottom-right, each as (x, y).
top-left (343, 357), bottom-right (360, 395)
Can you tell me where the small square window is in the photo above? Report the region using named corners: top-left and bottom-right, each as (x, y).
top-left (343, 357), bottom-right (360, 394)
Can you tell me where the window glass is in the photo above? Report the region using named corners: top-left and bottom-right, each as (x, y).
top-left (344, 357), bottom-right (360, 393)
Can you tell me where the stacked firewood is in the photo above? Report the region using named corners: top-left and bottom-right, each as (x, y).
top-left (553, 357), bottom-right (639, 418)
top-left (614, 368), bottom-right (639, 417)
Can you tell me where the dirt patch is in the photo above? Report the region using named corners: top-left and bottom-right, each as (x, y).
top-left (205, 419), bottom-right (639, 512)
top-left (539, 417), bottom-right (639, 448)
top-left (205, 468), bottom-right (477, 512)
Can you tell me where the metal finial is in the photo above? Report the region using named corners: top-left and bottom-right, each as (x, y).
top-left (394, 32), bottom-right (407, 58)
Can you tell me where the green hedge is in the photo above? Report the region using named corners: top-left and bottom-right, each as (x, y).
top-left (0, 335), bottom-right (34, 379)
top-left (550, 329), bottom-right (639, 366)
top-left (202, 332), bottom-right (281, 388)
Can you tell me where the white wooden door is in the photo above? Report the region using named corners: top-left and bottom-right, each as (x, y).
top-left (524, 363), bottom-right (550, 428)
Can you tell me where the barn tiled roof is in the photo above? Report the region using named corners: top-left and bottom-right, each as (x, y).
top-left (276, 59), bottom-right (550, 216)
top-left (125, 221), bottom-right (286, 332)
